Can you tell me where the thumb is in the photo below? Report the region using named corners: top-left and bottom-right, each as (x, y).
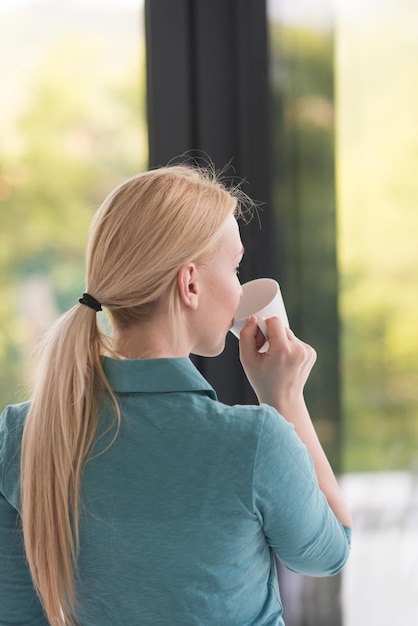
top-left (239, 315), bottom-right (258, 337)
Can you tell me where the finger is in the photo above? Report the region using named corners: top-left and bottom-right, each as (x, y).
top-left (264, 316), bottom-right (289, 349)
top-left (254, 325), bottom-right (267, 351)
top-left (298, 339), bottom-right (317, 362)
top-left (239, 316), bottom-right (262, 360)
top-left (292, 340), bottom-right (317, 374)
top-left (239, 315), bottom-right (258, 338)
top-left (304, 343), bottom-right (317, 367)
top-left (285, 326), bottom-right (295, 340)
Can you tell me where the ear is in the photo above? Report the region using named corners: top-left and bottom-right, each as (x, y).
top-left (177, 263), bottom-right (199, 310)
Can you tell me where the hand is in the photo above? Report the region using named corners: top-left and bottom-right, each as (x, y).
top-left (239, 315), bottom-right (317, 411)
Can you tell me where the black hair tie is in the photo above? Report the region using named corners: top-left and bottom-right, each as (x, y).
top-left (78, 293), bottom-right (102, 312)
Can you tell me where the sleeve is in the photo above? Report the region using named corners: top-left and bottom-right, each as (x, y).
top-left (0, 406), bottom-right (49, 625)
top-left (253, 406), bottom-right (351, 577)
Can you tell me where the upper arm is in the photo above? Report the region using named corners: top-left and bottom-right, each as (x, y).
top-left (253, 409), bottom-right (351, 577)
top-left (0, 492), bottom-right (48, 625)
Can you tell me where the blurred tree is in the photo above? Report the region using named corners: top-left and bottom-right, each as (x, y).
top-left (337, 1), bottom-right (418, 471)
top-left (0, 35), bottom-right (147, 408)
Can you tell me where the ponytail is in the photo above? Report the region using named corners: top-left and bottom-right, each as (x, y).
top-left (21, 303), bottom-right (118, 625)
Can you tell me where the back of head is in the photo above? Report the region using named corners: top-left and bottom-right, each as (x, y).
top-left (87, 164), bottom-right (239, 328)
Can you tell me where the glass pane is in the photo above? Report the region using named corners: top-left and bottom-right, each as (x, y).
top-left (337, 0), bottom-right (418, 473)
top-left (268, 0), bottom-right (340, 469)
top-left (0, 0), bottom-right (146, 405)
top-left (337, 0), bottom-right (418, 623)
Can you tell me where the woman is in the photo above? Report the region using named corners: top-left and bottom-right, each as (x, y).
top-left (0, 164), bottom-right (351, 625)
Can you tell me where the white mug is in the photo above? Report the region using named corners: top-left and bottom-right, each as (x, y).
top-left (231, 278), bottom-right (289, 341)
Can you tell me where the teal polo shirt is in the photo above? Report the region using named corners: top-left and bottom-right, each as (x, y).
top-left (0, 357), bottom-right (351, 625)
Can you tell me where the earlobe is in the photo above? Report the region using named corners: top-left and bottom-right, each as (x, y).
top-left (178, 263), bottom-right (199, 310)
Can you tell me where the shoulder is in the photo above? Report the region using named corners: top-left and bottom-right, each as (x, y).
top-left (204, 399), bottom-right (292, 448)
top-left (214, 400), bottom-right (293, 435)
top-left (0, 402), bottom-right (30, 503)
top-left (207, 399), bottom-right (276, 426)
top-left (0, 401), bottom-right (30, 439)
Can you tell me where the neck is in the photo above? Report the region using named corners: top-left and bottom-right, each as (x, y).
top-left (112, 318), bottom-right (191, 360)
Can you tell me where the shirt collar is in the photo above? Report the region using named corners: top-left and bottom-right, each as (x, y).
top-left (102, 356), bottom-right (217, 400)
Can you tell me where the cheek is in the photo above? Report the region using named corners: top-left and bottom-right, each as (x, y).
top-left (210, 274), bottom-right (241, 313)
top-left (231, 279), bottom-right (242, 309)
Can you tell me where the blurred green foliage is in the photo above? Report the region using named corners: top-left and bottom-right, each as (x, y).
top-left (270, 4), bottom-right (418, 472)
top-left (337, 1), bottom-right (418, 471)
top-left (0, 22), bottom-right (147, 408)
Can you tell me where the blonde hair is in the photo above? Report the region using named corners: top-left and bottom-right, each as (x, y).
top-left (21, 164), bottom-right (242, 625)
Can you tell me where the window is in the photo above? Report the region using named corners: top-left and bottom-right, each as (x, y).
top-left (0, 0), bottom-right (146, 404)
